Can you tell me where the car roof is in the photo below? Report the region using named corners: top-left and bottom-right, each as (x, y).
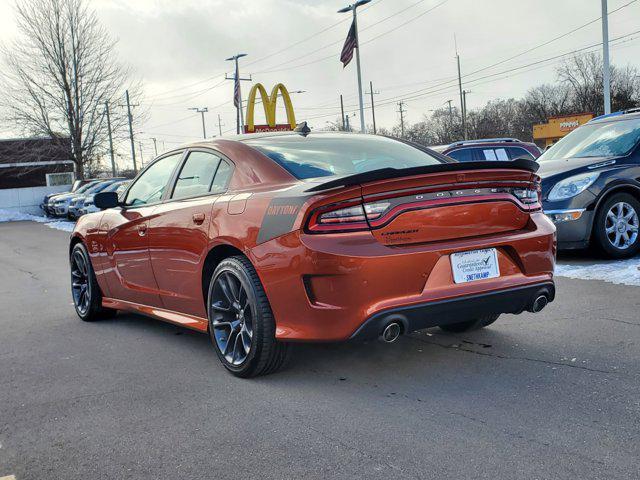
top-left (589, 109), bottom-right (640, 125)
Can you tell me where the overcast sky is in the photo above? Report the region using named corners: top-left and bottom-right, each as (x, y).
top-left (1, 0), bottom-right (639, 167)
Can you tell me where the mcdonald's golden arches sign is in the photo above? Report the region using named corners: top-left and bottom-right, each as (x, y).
top-left (245, 83), bottom-right (297, 133)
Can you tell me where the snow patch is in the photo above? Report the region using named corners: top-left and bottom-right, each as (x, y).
top-left (555, 258), bottom-right (640, 286)
top-left (0, 209), bottom-right (75, 233)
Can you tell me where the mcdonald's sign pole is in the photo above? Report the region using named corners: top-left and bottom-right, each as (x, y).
top-left (338, 0), bottom-right (369, 133)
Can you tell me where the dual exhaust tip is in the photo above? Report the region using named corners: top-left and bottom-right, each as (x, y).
top-left (380, 321), bottom-right (402, 343)
top-left (378, 293), bottom-right (550, 343)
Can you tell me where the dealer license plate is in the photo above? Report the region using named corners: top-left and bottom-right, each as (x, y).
top-left (450, 248), bottom-right (500, 284)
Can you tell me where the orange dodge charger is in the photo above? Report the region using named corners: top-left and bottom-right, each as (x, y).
top-left (70, 132), bottom-right (556, 377)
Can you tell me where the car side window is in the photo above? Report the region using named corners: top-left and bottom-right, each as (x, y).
top-left (172, 151), bottom-right (221, 200)
top-left (447, 149), bottom-right (474, 162)
top-left (506, 147), bottom-right (534, 160)
top-left (210, 160), bottom-right (233, 193)
top-left (125, 153), bottom-right (182, 207)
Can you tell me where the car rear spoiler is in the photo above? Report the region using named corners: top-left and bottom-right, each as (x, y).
top-left (305, 158), bottom-right (539, 192)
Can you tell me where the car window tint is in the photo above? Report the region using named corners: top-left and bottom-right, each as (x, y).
top-left (246, 135), bottom-right (442, 179)
top-left (125, 153), bottom-right (182, 206)
top-left (447, 149), bottom-right (474, 162)
top-left (506, 147), bottom-right (534, 160)
top-left (172, 151), bottom-right (221, 199)
top-left (210, 160), bottom-right (232, 193)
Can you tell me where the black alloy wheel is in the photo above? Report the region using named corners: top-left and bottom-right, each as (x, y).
top-left (70, 243), bottom-right (115, 321)
top-left (207, 256), bottom-right (291, 377)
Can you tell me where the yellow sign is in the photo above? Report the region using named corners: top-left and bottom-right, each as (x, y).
top-left (245, 83), bottom-right (297, 133)
top-left (533, 113), bottom-right (594, 147)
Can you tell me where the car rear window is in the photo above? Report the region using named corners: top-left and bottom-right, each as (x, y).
top-left (245, 134), bottom-right (444, 180)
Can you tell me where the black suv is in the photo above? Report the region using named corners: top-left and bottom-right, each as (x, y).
top-left (539, 110), bottom-right (640, 258)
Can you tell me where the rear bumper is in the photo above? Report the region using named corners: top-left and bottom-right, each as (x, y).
top-left (350, 282), bottom-right (555, 341)
top-left (251, 212), bottom-right (556, 342)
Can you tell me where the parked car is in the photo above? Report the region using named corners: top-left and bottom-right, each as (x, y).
top-left (40, 179), bottom-right (89, 216)
top-left (70, 132), bottom-right (556, 377)
top-left (539, 110), bottom-right (640, 258)
top-left (53, 178), bottom-right (126, 218)
top-left (49, 180), bottom-right (102, 217)
top-left (437, 138), bottom-right (542, 162)
top-left (78, 181), bottom-right (129, 216)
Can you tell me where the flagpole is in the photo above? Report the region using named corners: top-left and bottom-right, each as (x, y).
top-left (339, 0), bottom-right (370, 133)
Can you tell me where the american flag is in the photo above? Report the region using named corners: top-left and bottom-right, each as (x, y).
top-left (340, 20), bottom-right (357, 67)
top-left (233, 62), bottom-right (241, 108)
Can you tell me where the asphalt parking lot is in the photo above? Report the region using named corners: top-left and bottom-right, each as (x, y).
top-left (1, 221), bottom-right (639, 480)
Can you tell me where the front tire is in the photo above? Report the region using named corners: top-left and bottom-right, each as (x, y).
top-left (70, 243), bottom-right (116, 321)
top-left (593, 193), bottom-right (640, 259)
top-left (207, 256), bottom-right (291, 378)
top-left (439, 314), bottom-right (499, 333)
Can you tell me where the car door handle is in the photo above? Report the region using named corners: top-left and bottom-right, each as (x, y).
top-left (192, 213), bottom-right (205, 225)
top-left (137, 224), bottom-right (147, 236)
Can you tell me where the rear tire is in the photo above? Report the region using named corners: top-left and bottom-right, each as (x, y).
top-left (439, 314), bottom-right (499, 333)
top-left (593, 193), bottom-right (640, 259)
top-left (207, 256), bottom-right (291, 378)
top-left (70, 243), bottom-right (116, 321)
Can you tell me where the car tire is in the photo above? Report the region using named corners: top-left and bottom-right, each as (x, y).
top-left (70, 243), bottom-right (116, 321)
top-left (439, 314), bottom-right (499, 333)
top-left (593, 193), bottom-right (640, 259)
top-left (207, 256), bottom-right (291, 378)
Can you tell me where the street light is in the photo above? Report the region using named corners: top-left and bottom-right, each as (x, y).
top-left (188, 107), bottom-right (209, 139)
top-left (338, 0), bottom-right (370, 133)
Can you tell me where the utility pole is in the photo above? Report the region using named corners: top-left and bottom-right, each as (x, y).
top-left (345, 113), bottom-right (356, 132)
top-left (340, 94), bottom-right (346, 131)
top-left (366, 81), bottom-right (379, 134)
top-left (104, 101), bottom-right (116, 176)
top-left (455, 36), bottom-right (467, 140)
top-left (138, 141), bottom-right (144, 167)
top-left (124, 89), bottom-right (138, 172)
top-left (462, 90), bottom-right (469, 122)
top-left (398, 100), bottom-right (406, 137)
top-left (150, 137), bottom-right (158, 157)
top-left (601, 0), bottom-right (611, 114)
top-left (225, 54), bottom-right (251, 134)
top-left (338, 0), bottom-right (370, 133)
top-left (189, 107), bottom-right (209, 139)
top-left (217, 114), bottom-right (224, 136)
top-left (446, 99), bottom-right (453, 117)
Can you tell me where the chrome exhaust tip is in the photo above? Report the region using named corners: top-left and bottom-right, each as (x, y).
top-left (381, 322), bottom-right (402, 343)
top-left (530, 295), bottom-right (548, 313)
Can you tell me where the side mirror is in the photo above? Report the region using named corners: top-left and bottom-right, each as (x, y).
top-left (94, 191), bottom-right (120, 209)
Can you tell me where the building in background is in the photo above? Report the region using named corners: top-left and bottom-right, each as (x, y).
top-left (533, 113), bottom-right (594, 149)
top-left (0, 137), bottom-right (74, 214)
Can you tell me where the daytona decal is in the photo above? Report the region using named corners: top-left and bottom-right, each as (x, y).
top-left (257, 196), bottom-right (309, 244)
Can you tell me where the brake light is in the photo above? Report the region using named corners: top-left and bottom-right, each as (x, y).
top-left (512, 188), bottom-right (539, 205)
top-left (318, 205), bottom-right (366, 224)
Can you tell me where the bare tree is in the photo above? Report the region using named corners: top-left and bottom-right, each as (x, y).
top-left (557, 52), bottom-right (640, 116)
top-left (0, 0), bottom-right (143, 178)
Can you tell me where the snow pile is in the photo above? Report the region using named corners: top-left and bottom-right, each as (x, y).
top-left (0, 209), bottom-right (75, 233)
top-left (555, 258), bottom-right (640, 286)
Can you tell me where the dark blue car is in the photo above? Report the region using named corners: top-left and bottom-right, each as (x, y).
top-left (539, 110), bottom-right (640, 258)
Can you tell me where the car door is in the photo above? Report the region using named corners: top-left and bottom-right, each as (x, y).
top-left (148, 149), bottom-right (234, 318)
top-left (100, 151), bottom-right (184, 307)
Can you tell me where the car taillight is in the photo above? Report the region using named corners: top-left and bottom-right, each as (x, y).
top-left (512, 188), bottom-right (539, 205)
top-left (307, 200), bottom-right (393, 233)
top-left (318, 204), bottom-right (366, 224)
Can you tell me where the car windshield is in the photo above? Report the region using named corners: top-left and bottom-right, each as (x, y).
top-left (539, 117), bottom-right (640, 161)
top-left (245, 134), bottom-right (444, 180)
top-left (75, 181), bottom-right (99, 194)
